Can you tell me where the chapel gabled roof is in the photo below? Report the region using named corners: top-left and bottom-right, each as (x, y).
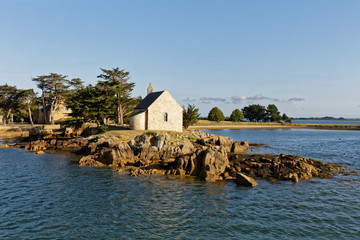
top-left (134, 90), bottom-right (165, 110)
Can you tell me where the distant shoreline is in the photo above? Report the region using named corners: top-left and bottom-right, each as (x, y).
top-left (292, 118), bottom-right (360, 121)
top-left (189, 124), bottom-right (296, 130)
top-left (189, 120), bottom-right (360, 131)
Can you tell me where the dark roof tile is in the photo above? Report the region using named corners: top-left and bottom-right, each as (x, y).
top-left (135, 91), bottom-right (164, 110)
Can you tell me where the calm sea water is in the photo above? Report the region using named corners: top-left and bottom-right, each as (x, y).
top-left (1, 129), bottom-right (360, 239)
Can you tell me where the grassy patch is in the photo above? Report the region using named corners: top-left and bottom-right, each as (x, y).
top-left (303, 124), bottom-right (360, 131)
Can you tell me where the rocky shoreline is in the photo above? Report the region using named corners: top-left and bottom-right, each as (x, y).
top-left (1, 127), bottom-right (352, 187)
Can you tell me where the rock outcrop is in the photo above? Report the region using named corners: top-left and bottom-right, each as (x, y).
top-left (18, 129), bottom-right (347, 185)
top-left (199, 146), bottom-right (229, 182)
top-left (229, 153), bottom-right (343, 183)
top-left (29, 127), bottom-right (53, 140)
top-left (235, 173), bottom-right (258, 187)
top-left (231, 141), bottom-right (250, 154)
top-left (192, 129), bottom-right (249, 154)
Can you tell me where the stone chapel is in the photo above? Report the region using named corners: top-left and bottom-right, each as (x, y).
top-left (129, 84), bottom-right (183, 132)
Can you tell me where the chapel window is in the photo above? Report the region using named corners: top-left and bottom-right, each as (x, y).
top-left (164, 112), bottom-right (168, 122)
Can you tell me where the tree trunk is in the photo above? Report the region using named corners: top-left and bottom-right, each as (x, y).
top-left (41, 91), bottom-right (49, 124)
top-left (28, 105), bottom-right (34, 126)
top-left (2, 110), bottom-right (7, 125)
top-left (50, 105), bottom-right (55, 125)
top-left (3, 109), bottom-right (11, 125)
top-left (50, 101), bottom-right (61, 125)
top-left (118, 103), bottom-right (123, 125)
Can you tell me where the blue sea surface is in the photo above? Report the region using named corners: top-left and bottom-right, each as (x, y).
top-left (1, 129), bottom-right (360, 239)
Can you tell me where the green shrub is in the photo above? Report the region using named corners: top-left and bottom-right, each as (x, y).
top-left (229, 109), bottom-right (244, 122)
top-left (208, 107), bottom-right (225, 122)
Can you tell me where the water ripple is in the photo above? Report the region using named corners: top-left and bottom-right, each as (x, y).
top-left (1, 133), bottom-right (360, 239)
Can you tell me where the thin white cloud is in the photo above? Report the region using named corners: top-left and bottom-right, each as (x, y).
top-left (288, 97), bottom-right (305, 103)
top-left (184, 94), bottom-right (305, 105)
top-left (200, 97), bottom-right (226, 104)
top-left (231, 94), bottom-right (281, 103)
top-left (182, 97), bottom-right (197, 102)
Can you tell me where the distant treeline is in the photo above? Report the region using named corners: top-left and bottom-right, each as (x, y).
top-left (292, 117), bottom-right (360, 121)
top-left (0, 68), bottom-right (141, 128)
top-left (204, 104), bottom-right (291, 123)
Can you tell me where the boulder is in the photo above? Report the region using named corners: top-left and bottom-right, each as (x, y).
top-left (289, 173), bottom-right (299, 183)
top-left (235, 172), bottom-right (258, 187)
top-left (29, 127), bottom-right (53, 140)
top-left (64, 128), bottom-right (73, 138)
top-left (199, 146), bottom-right (229, 182)
top-left (79, 155), bottom-right (106, 167)
top-left (191, 130), bottom-right (211, 139)
top-left (231, 141), bottom-right (249, 154)
top-left (29, 126), bottom-right (42, 136)
top-left (196, 133), bottom-right (234, 153)
top-left (0, 144), bottom-right (10, 148)
top-left (154, 134), bottom-right (166, 150)
top-left (131, 133), bottom-right (152, 156)
top-left (79, 123), bottom-right (101, 137)
top-left (129, 133), bottom-right (194, 161)
top-left (112, 142), bottom-right (136, 167)
top-left (86, 142), bottom-right (98, 155)
top-left (98, 149), bottom-right (117, 165)
top-left (54, 138), bottom-right (89, 150)
top-left (98, 142), bottom-right (135, 167)
top-left (138, 146), bottom-right (160, 161)
top-left (176, 151), bottom-right (202, 176)
top-left (25, 140), bottom-right (48, 151)
top-left (97, 136), bottom-right (124, 148)
top-left (215, 136), bottom-right (234, 152)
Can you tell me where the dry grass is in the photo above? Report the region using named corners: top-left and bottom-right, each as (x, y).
top-left (189, 120), bottom-right (296, 129)
top-left (188, 120), bottom-right (360, 131)
top-left (100, 129), bottom-right (191, 141)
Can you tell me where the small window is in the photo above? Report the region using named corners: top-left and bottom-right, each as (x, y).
top-left (164, 113), bottom-right (168, 122)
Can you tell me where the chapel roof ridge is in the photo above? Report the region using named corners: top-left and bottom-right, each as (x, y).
top-left (134, 90), bottom-right (165, 110)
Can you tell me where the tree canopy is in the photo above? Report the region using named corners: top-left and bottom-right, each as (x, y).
top-left (65, 84), bottom-right (107, 127)
top-left (32, 73), bottom-right (75, 124)
top-left (282, 113), bottom-right (292, 123)
top-left (229, 109), bottom-right (244, 122)
top-left (266, 104), bottom-right (282, 123)
top-left (241, 104), bottom-right (267, 122)
top-left (208, 107), bottom-right (225, 122)
top-left (65, 68), bottom-right (140, 129)
top-left (18, 89), bottom-right (37, 125)
top-left (97, 68), bottom-right (135, 125)
top-left (241, 104), bottom-right (291, 123)
top-left (0, 85), bottom-right (38, 124)
top-left (0, 84), bottom-right (20, 124)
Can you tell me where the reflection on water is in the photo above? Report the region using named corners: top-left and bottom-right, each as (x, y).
top-left (1, 130), bottom-right (360, 239)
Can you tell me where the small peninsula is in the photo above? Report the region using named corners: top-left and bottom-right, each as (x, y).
top-left (1, 125), bottom-right (353, 188)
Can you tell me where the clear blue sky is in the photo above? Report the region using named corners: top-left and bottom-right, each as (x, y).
top-left (1, 0), bottom-right (360, 118)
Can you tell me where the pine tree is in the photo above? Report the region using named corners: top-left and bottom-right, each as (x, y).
top-left (32, 73), bottom-right (72, 124)
top-left (183, 104), bottom-right (200, 129)
top-left (97, 68), bottom-right (135, 125)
